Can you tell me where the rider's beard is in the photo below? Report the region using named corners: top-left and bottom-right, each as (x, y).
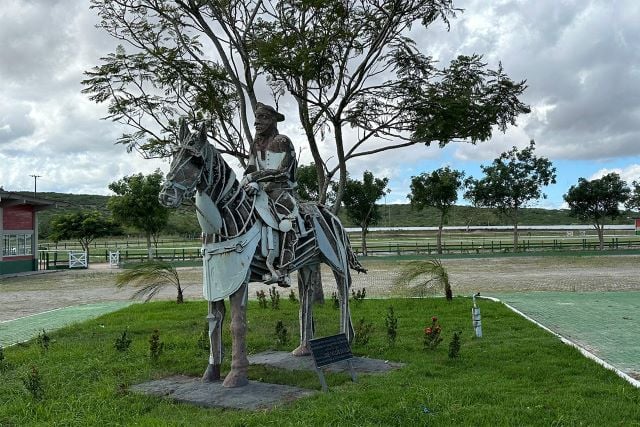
top-left (254, 125), bottom-right (278, 149)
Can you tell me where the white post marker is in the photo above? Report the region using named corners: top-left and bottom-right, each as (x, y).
top-left (472, 292), bottom-right (483, 338)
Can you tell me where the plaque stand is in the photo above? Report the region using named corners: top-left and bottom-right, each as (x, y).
top-left (308, 334), bottom-right (357, 392)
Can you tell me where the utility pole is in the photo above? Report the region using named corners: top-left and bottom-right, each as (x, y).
top-left (29, 174), bottom-right (42, 198)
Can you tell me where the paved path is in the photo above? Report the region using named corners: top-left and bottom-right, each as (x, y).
top-left (492, 291), bottom-right (640, 380)
top-left (0, 301), bottom-right (134, 347)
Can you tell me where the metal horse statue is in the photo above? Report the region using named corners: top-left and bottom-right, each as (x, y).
top-left (158, 121), bottom-right (365, 387)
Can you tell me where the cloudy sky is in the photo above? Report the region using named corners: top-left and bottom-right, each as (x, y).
top-left (1, 0), bottom-right (639, 209)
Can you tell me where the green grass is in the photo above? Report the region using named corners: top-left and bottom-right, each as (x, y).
top-left (1, 299), bottom-right (638, 426)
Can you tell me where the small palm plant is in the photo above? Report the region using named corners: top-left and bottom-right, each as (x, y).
top-left (393, 258), bottom-right (453, 300)
top-left (116, 260), bottom-right (185, 303)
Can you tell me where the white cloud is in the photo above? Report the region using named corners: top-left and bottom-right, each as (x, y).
top-left (590, 165), bottom-right (640, 184)
top-left (1, 0), bottom-right (640, 210)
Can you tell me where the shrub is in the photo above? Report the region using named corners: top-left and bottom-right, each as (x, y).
top-left (197, 322), bottom-right (209, 352)
top-left (424, 316), bottom-right (443, 350)
top-left (148, 329), bottom-right (164, 361)
top-left (331, 292), bottom-right (339, 309)
top-left (394, 259), bottom-right (453, 300)
top-left (114, 330), bottom-right (132, 352)
top-left (256, 290), bottom-right (267, 308)
top-left (351, 287), bottom-right (366, 302)
top-left (23, 366), bottom-right (44, 400)
top-left (36, 329), bottom-right (50, 352)
top-left (385, 306), bottom-right (398, 346)
top-left (354, 318), bottom-right (374, 346)
top-left (288, 289), bottom-right (298, 303)
top-left (448, 331), bottom-right (462, 359)
top-left (269, 287), bottom-right (280, 310)
top-left (274, 320), bottom-right (289, 347)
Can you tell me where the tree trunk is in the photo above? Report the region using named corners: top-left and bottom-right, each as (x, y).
top-left (310, 268), bottom-right (325, 305)
top-left (597, 225), bottom-right (605, 250)
top-left (437, 212), bottom-right (445, 254)
top-left (146, 233), bottom-right (153, 259)
top-left (361, 227), bottom-right (368, 256)
top-left (81, 241), bottom-right (90, 266)
top-left (512, 209), bottom-right (519, 252)
top-left (330, 119), bottom-right (347, 215)
top-left (176, 286), bottom-right (184, 304)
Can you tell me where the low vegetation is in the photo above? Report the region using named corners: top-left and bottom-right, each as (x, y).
top-left (0, 299), bottom-right (638, 425)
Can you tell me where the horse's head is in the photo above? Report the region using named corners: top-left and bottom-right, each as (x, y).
top-left (159, 120), bottom-right (209, 208)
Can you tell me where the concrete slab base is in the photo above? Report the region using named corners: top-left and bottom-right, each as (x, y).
top-left (249, 350), bottom-right (404, 373)
top-left (130, 375), bottom-right (314, 410)
top-left (130, 353), bottom-right (403, 410)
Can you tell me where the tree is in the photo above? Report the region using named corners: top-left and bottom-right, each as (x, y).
top-left (115, 260), bottom-right (185, 303)
top-left (564, 173), bottom-right (630, 250)
top-left (465, 141), bottom-right (556, 251)
top-left (393, 259), bottom-right (452, 300)
top-left (625, 180), bottom-right (640, 212)
top-left (342, 171), bottom-right (389, 256)
top-left (252, 0), bottom-right (530, 211)
top-left (48, 211), bottom-right (116, 263)
top-left (84, 0), bottom-right (530, 209)
top-left (409, 167), bottom-right (465, 254)
top-left (296, 162), bottom-right (335, 205)
top-left (108, 171), bottom-right (169, 258)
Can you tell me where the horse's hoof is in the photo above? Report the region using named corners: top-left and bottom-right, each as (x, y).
top-left (291, 345), bottom-right (311, 357)
top-left (222, 371), bottom-right (249, 388)
top-left (202, 364), bottom-right (221, 382)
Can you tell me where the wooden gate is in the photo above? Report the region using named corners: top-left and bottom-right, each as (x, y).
top-left (69, 252), bottom-right (88, 268)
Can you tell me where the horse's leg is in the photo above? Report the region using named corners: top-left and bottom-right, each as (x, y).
top-left (222, 281), bottom-right (250, 387)
top-left (202, 300), bottom-right (225, 382)
top-left (334, 269), bottom-right (354, 343)
top-left (292, 265), bottom-right (316, 356)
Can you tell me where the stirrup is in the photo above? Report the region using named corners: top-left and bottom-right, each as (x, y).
top-left (276, 272), bottom-right (291, 288)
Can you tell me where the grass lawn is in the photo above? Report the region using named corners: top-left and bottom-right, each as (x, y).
top-left (1, 297), bottom-right (638, 426)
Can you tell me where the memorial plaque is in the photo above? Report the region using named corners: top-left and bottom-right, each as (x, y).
top-left (309, 334), bottom-right (353, 368)
top-left (308, 334), bottom-right (356, 391)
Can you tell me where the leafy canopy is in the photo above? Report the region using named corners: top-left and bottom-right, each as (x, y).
top-left (342, 171), bottom-right (389, 229)
top-left (48, 210), bottom-right (116, 252)
top-left (409, 167), bottom-right (465, 214)
top-left (107, 171), bottom-right (169, 239)
top-left (564, 173), bottom-right (630, 224)
top-left (83, 0), bottom-right (530, 212)
top-left (464, 140), bottom-right (556, 216)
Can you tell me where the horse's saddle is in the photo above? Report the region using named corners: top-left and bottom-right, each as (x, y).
top-left (253, 189), bottom-right (307, 235)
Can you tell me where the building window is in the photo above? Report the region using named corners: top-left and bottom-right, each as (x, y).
top-left (2, 234), bottom-right (33, 257)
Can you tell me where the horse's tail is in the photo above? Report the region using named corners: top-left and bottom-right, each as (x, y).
top-left (316, 204), bottom-right (367, 274)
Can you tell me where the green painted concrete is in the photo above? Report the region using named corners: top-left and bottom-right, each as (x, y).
top-left (492, 291), bottom-right (640, 376)
top-left (0, 301), bottom-right (134, 347)
top-left (0, 259), bottom-right (36, 275)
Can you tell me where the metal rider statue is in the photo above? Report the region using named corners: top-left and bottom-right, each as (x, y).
top-left (241, 102), bottom-right (298, 287)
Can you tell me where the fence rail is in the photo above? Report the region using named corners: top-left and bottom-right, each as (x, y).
top-left (353, 237), bottom-right (640, 256)
top-left (38, 247), bottom-right (203, 270)
top-left (37, 236), bottom-right (640, 270)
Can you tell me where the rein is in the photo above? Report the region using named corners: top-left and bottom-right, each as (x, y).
top-left (169, 136), bottom-right (256, 241)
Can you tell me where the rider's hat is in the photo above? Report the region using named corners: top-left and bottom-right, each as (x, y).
top-left (256, 102), bottom-right (285, 122)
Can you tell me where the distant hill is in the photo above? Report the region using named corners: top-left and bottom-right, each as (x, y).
top-left (20, 192), bottom-right (200, 238)
top-left (19, 191), bottom-right (637, 238)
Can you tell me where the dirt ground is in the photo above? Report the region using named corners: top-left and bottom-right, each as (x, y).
top-left (1, 255), bottom-right (639, 322)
